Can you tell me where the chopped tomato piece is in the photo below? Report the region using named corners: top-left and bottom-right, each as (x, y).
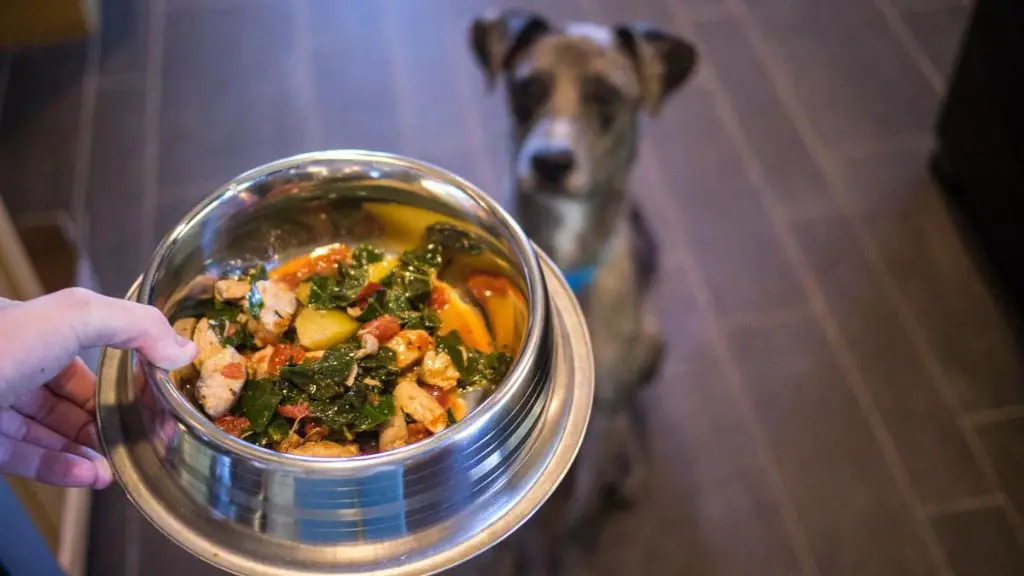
top-left (215, 415), bottom-right (250, 437)
top-left (358, 315), bottom-right (401, 341)
top-left (220, 362), bottom-right (245, 379)
top-left (428, 286), bottom-right (447, 308)
top-left (355, 282), bottom-right (383, 303)
top-left (277, 402), bottom-right (310, 419)
top-left (268, 344), bottom-right (306, 376)
top-left (270, 243), bottom-right (351, 287)
top-left (303, 421), bottom-right (328, 438)
top-left (467, 273), bottom-right (514, 299)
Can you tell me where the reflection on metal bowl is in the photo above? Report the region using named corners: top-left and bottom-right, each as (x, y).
top-left (96, 151), bottom-right (594, 575)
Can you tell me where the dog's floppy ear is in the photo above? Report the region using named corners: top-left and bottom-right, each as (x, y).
top-left (470, 9), bottom-right (550, 90)
top-left (614, 23), bottom-right (697, 114)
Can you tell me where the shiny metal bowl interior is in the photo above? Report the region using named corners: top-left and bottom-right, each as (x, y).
top-left (139, 150), bottom-right (546, 466)
top-left (97, 151), bottom-right (595, 575)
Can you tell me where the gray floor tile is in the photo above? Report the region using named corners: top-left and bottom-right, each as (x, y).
top-left (87, 485), bottom-right (131, 576)
top-left (153, 187), bottom-right (217, 241)
top-left (729, 316), bottom-right (943, 576)
top-left (737, 0), bottom-right (939, 153)
top-left (585, 277), bottom-right (806, 576)
top-left (977, 419), bottom-right (1024, 521)
top-left (86, 86), bottom-right (150, 295)
top-left (136, 515), bottom-right (229, 575)
top-left (0, 43), bottom-right (86, 216)
top-left (306, 1), bottom-right (405, 153)
top-left (375, 0), bottom-right (504, 200)
top-left (99, 0), bottom-right (149, 78)
top-left (640, 86), bottom-right (806, 320)
top-left (159, 1), bottom-right (310, 193)
top-left (933, 507), bottom-right (1024, 576)
top-left (793, 214), bottom-right (991, 505)
top-left (695, 17), bottom-right (836, 216)
top-left (903, 5), bottom-right (970, 76)
top-left (890, 0), bottom-right (970, 13)
top-left (838, 146), bottom-right (1024, 412)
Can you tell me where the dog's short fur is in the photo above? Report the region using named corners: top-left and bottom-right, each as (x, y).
top-left (468, 9), bottom-right (698, 575)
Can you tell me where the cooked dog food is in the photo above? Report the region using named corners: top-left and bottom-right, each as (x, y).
top-left (168, 215), bottom-right (528, 457)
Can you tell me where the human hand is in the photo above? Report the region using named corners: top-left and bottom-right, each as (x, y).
top-left (0, 288), bottom-right (196, 488)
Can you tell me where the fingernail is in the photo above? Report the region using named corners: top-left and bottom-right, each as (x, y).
top-left (94, 458), bottom-right (113, 489)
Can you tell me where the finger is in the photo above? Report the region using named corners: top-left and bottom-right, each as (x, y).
top-left (0, 434), bottom-right (112, 489)
top-left (48, 357), bottom-right (97, 412)
top-left (0, 288), bottom-right (196, 404)
top-left (11, 387), bottom-right (99, 450)
top-left (0, 408), bottom-right (104, 461)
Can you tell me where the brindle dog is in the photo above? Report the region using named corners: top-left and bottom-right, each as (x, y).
top-left (462, 9), bottom-right (698, 575)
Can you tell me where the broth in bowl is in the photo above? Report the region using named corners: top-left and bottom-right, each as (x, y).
top-left (166, 203), bottom-right (528, 457)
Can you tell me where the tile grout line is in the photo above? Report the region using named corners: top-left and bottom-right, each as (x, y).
top-left (871, 0), bottom-right (945, 92)
top-left (963, 405), bottom-right (1024, 427)
top-left (0, 53), bottom-right (11, 123)
top-left (923, 493), bottom-right (1005, 518)
top-left (569, 1), bottom-right (822, 574)
top-left (378, 6), bottom-right (417, 157)
top-left (71, 31), bottom-right (101, 255)
top-left (294, 0), bottom-right (322, 151)
top-left (719, 305), bottom-right (816, 333)
top-left (445, 13), bottom-right (502, 204)
top-left (124, 506), bottom-right (140, 576)
top-left (685, 1), bottom-right (950, 573)
top-left (724, 0), bottom-right (1024, 552)
top-left (141, 0), bottom-right (167, 251)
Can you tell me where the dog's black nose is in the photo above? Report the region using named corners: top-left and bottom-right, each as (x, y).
top-left (531, 150), bottom-right (575, 184)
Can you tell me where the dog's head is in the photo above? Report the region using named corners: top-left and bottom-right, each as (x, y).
top-left (470, 10), bottom-right (697, 198)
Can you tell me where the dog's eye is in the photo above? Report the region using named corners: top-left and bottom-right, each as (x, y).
top-left (583, 77), bottom-right (622, 130)
top-left (510, 75), bottom-right (550, 125)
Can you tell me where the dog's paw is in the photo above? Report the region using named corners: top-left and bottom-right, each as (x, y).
top-left (602, 455), bottom-right (647, 510)
top-left (600, 413), bottom-right (649, 510)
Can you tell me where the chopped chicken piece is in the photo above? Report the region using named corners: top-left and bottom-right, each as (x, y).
top-left (248, 346), bottom-right (275, 379)
top-left (195, 347), bottom-right (247, 418)
top-left (288, 440), bottom-right (360, 458)
top-left (419, 348), bottom-right (460, 389)
top-left (214, 279), bottom-right (251, 303)
top-left (394, 376), bottom-right (447, 433)
top-left (303, 350), bottom-right (325, 362)
top-left (385, 330), bottom-right (432, 369)
top-left (248, 280), bottom-right (298, 346)
top-left (379, 406), bottom-right (408, 451)
top-left (172, 317), bottom-right (197, 340)
top-left (192, 318), bottom-right (223, 368)
top-left (275, 432), bottom-right (304, 453)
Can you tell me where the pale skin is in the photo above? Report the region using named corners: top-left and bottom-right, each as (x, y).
top-left (0, 288), bottom-right (197, 488)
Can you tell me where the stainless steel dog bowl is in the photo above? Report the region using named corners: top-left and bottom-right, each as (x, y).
top-left (96, 151), bottom-right (594, 575)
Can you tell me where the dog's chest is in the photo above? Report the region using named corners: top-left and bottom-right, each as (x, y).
top-left (577, 229), bottom-right (645, 392)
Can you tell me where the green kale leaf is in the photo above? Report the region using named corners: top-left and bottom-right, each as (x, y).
top-left (239, 378), bottom-right (283, 432)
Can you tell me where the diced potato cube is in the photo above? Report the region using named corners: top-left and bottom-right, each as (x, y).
top-left (367, 255), bottom-right (399, 283)
top-left (294, 307), bottom-right (361, 350)
top-left (295, 281), bottom-right (312, 306)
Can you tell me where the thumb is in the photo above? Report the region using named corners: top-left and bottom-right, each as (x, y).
top-left (0, 288), bottom-right (196, 403)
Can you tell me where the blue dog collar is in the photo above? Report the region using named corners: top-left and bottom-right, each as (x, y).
top-left (561, 264), bottom-right (599, 295)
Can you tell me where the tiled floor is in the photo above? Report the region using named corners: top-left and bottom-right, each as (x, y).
top-left (3, 0), bottom-right (1024, 575)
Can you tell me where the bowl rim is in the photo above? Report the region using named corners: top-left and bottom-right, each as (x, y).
top-left (137, 150), bottom-right (549, 470)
